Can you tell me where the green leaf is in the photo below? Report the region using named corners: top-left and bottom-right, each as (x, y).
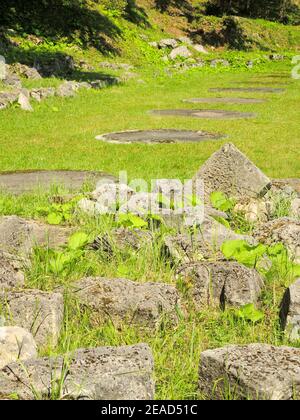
top-left (213, 216), bottom-right (231, 229)
top-left (47, 213), bottom-right (63, 225)
top-left (118, 214), bottom-right (148, 229)
top-left (237, 304), bottom-right (264, 324)
top-left (210, 191), bottom-right (235, 212)
top-left (68, 232), bottom-right (90, 251)
top-left (221, 240), bottom-right (267, 268)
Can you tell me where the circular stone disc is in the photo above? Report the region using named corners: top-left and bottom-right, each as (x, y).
top-left (96, 129), bottom-right (226, 144)
top-left (183, 97), bottom-right (265, 104)
top-left (210, 87), bottom-right (285, 93)
top-left (151, 109), bottom-right (256, 119)
top-left (0, 170), bottom-right (116, 195)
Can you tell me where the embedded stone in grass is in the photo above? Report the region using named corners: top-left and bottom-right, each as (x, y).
top-left (0, 251), bottom-right (25, 292)
top-left (0, 344), bottom-right (154, 400)
top-left (272, 179), bottom-right (300, 197)
top-left (177, 261), bottom-right (264, 310)
top-left (0, 216), bottom-right (72, 256)
top-left (96, 129), bottom-right (225, 144)
top-left (254, 218), bottom-right (300, 264)
top-left (0, 290), bottom-right (64, 348)
top-left (199, 344), bottom-right (300, 400)
top-left (71, 277), bottom-right (182, 328)
top-left (0, 326), bottom-right (37, 369)
top-left (194, 143), bottom-right (271, 201)
top-left (164, 216), bottom-right (254, 264)
top-left (183, 97), bottom-right (266, 104)
top-left (210, 87), bottom-right (285, 93)
top-left (151, 109), bottom-right (256, 119)
top-left (0, 170), bottom-right (115, 195)
top-left (280, 278), bottom-right (300, 342)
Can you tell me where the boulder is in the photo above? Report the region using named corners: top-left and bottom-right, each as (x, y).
top-left (291, 198), bottom-right (300, 219)
top-left (3, 73), bottom-right (22, 88)
top-left (0, 326), bottom-right (37, 369)
top-left (177, 261), bottom-right (264, 310)
top-left (77, 198), bottom-right (108, 216)
top-left (199, 344), bottom-right (300, 400)
top-left (254, 218), bottom-right (300, 263)
top-left (18, 91), bottom-right (33, 112)
top-left (272, 179), bottom-right (300, 197)
top-left (56, 81), bottom-right (78, 97)
top-left (91, 228), bottom-right (153, 256)
top-left (210, 59), bottom-right (230, 68)
top-left (0, 251), bottom-right (25, 292)
top-left (91, 183), bottom-right (134, 212)
top-left (170, 46), bottom-right (192, 60)
top-left (0, 290), bottom-right (64, 348)
top-left (280, 278), bottom-right (300, 341)
top-left (164, 216), bottom-right (254, 263)
top-left (194, 144), bottom-right (271, 201)
top-left (0, 344), bottom-right (154, 400)
top-left (234, 199), bottom-right (270, 223)
top-left (0, 91), bottom-right (19, 110)
top-left (9, 63), bottom-right (42, 80)
top-left (71, 277), bottom-right (181, 328)
top-left (119, 193), bottom-right (162, 216)
top-left (34, 55), bottom-right (75, 77)
top-left (193, 44), bottom-right (208, 54)
top-left (158, 39), bottom-right (178, 49)
top-left (0, 216), bottom-right (71, 256)
top-left (30, 87), bottom-right (55, 102)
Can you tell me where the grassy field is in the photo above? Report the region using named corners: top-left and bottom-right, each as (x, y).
top-left (0, 63), bottom-right (299, 184)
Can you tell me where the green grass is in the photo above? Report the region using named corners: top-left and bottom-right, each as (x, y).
top-left (0, 63), bottom-right (299, 182)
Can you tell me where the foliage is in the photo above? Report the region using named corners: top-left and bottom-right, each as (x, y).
top-left (210, 191), bottom-right (235, 212)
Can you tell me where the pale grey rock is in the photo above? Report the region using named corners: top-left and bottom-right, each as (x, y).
top-left (71, 277), bottom-right (181, 328)
top-left (77, 198), bottom-right (109, 216)
top-left (199, 344), bottom-right (300, 400)
top-left (194, 143), bottom-right (271, 201)
top-left (9, 63), bottom-right (42, 80)
top-left (3, 73), bottom-right (22, 88)
top-left (234, 199), bottom-right (270, 223)
top-left (193, 44), bottom-right (208, 54)
top-left (177, 261), bottom-right (264, 310)
top-left (18, 91), bottom-right (33, 111)
top-left (30, 87), bottom-right (55, 102)
top-left (0, 216), bottom-right (71, 256)
top-left (0, 91), bottom-right (19, 110)
top-left (170, 46), bottom-right (192, 60)
top-left (92, 183), bottom-right (134, 212)
top-left (149, 41), bottom-right (158, 48)
top-left (291, 198), bottom-right (300, 219)
top-left (254, 218), bottom-right (300, 263)
top-left (0, 251), bottom-right (25, 292)
top-left (280, 278), bottom-right (300, 341)
top-left (0, 344), bottom-right (154, 400)
top-left (0, 326), bottom-right (37, 369)
top-left (0, 290), bottom-right (64, 348)
top-left (119, 193), bottom-right (161, 216)
top-left (164, 216), bottom-right (254, 263)
top-left (210, 59), bottom-right (230, 67)
top-left (158, 38), bottom-right (178, 49)
top-left (98, 62), bottom-right (133, 71)
top-left (91, 228), bottom-right (153, 255)
top-left (56, 81), bottom-right (78, 97)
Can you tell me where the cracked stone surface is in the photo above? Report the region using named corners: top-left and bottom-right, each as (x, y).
top-left (0, 344), bottom-right (154, 400)
top-left (280, 278), bottom-right (300, 341)
top-left (0, 251), bottom-right (25, 292)
top-left (199, 344), bottom-right (300, 400)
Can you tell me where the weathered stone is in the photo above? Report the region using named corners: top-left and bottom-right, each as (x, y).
top-left (34, 55), bottom-right (75, 77)
top-left (56, 81), bottom-right (78, 97)
top-left (98, 62), bottom-right (134, 71)
top-left (194, 143), bottom-right (271, 201)
top-left (3, 73), bottom-right (22, 88)
top-left (0, 344), bottom-right (154, 400)
top-left (72, 277), bottom-right (181, 328)
top-left (158, 38), bottom-right (178, 49)
top-left (177, 261), bottom-right (264, 310)
top-left (291, 198), bottom-right (300, 219)
top-left (18, 91), bottom-right (33, 111)
top-left (0, 216), bottom-right (71, 255)
top-left (272, 179), bottom-right (300, 197)
top-left (0, 251), bottom-right (25, 292)
top-left (9, 63), bottom-right (42, 80)
top-left (254, 218), bottom-right (300, 263)
top-left (0, 326), bottom-right (37, 369)
top-left (0, 91), bottom-right (19, 110)
top-left (210, 59), bottom-right (230, 68)
top-left (193, 44), bottom-right (208, 54)
top-left (170, 46), bottom-right (192, 60)
top-left (119, 193), bottom-right (162, 216)
top-left (164, 216), bottom-right (254, 263)
top-left (0, 290), bottom-right (64, 348)
top-left (91, 183), bottom-right (134, 212)
top-left (234, 199), bottom-right (270, 223)
top-left (199, 344), bottom-right (300, 400)
top-left (91, 228), bottom-right (153, 256)
top-left (280, 278), bottom-right (300, 341)
top-left (30, 87), bottom-right (55, 102)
